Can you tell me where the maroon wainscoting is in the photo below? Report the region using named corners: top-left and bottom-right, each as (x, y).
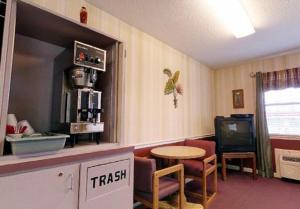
top-left (134, 141), bottom-right (184, 157)
top-left (134, 136), bottom-right (214, 157)
top-left (271, 138), bottom-right (300, 171)
top-left (225, 138), bottom-right (300, 172)
top-left (133, 137), bottom-right (300, 174)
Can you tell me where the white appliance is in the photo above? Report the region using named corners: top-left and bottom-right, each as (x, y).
top-left (279, 154), bottom-right (300, 180)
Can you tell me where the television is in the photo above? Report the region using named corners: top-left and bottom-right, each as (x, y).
top-left (214, 114), bottom-right (256, 153)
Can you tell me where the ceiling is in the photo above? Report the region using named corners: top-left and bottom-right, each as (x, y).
top-left (87, 0), bottom-right (300, 69)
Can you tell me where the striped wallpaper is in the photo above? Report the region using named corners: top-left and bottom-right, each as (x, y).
top-left (215, 51), bottom-right (300, 117)
top-left (27, 0), bottom-right (216, 145)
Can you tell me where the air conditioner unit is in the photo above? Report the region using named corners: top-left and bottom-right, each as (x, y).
top-left (279, 154), bottom-right (300, 180)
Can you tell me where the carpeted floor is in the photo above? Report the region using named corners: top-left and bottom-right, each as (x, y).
top-left (135, 171), bottom-right (300, 209)
top-left (209, 171), bottom-right (300, 209)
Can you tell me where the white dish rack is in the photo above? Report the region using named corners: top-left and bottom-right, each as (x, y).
top-left (6, 133), bottom-right (69, 155)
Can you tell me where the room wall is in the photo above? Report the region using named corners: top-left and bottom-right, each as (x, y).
top-left (215, 51), bottom-right (300, 116)
top-left (215, 51), bottom-right (300, 172)
top-left (26, 0), bottom-right (215, 145)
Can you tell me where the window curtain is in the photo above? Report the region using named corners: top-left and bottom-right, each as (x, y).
top-left (263, 68), bottom-right (300, 91)
top-left (256, 72), bottom-right (273, 178)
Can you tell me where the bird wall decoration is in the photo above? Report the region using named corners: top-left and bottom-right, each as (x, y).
top-left (163, 68), bottom-right (183, 108)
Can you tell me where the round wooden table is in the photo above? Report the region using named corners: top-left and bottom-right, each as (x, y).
top-left (150, 145), bottom-right (205, 209)
top-left (151, 146), bottom-right (206, 160)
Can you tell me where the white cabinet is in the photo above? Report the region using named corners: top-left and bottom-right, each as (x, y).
top-left (0, 164), bottom-right (80, 209)
top-left (0, 150), bottom-right (134, 209)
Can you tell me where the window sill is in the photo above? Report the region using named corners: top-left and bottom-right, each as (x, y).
top-left (270, 135), bottom-right (300, 140)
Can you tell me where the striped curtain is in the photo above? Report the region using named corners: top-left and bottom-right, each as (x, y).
top-left (263, 68), bottom-right (300, 91)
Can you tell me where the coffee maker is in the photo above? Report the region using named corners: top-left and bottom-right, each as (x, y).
top-left (52, 41), bottom-right (106, 146)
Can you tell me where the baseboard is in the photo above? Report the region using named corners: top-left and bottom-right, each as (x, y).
top-left (133, 202), bottom-right (142, 208)
top-left (134, 134), bottom-right (214, 149)
top-left (222, 164), bottom-right (256, 173)
top-left (274, 172), bottom-right (281, 178)
top-left (224, 164), bottom-right (281, 178)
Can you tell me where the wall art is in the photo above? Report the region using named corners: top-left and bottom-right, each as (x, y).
top-left (163, 68), bottom-right (183, 108)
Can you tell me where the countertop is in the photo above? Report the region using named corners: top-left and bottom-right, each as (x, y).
top-left (0, 143), bottom-right (134, 175)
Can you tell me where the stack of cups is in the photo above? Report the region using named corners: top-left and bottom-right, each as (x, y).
top-left (6, 114), bottom-right (18, 133)
top-left (6, 114), bottom-right (35, 136)
top-left (18, 120), bottom-right (35, 136)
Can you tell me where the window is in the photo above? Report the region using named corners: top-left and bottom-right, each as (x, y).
top-left (265, 88), bottom-right (300, 136)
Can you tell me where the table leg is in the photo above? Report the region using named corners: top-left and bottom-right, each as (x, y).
top-left (240, 158), bottom-right (243, 172)
top-left (253, 154), bottom-right (257, 180)
top-left (168, 160), bottom-right (204, 209)
top-left (222, 155), bottom-right (227, 181)
top-left (171, 194), bottom-right (204, 209)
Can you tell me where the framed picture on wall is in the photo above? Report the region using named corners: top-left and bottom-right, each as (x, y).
top-left (232, 89), bottom-right (244, 108)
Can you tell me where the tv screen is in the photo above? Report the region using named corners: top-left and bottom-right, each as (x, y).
top-left (215, 115), bottom-right (256, 153)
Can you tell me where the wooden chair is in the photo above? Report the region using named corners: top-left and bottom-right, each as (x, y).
top-left (134, 157), bottom-right (184, 209)
top-left (182, 139), bottom-right (218, 208)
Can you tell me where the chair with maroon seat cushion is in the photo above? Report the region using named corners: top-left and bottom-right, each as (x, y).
top-left (182, 139), bottom-right (217, 208)
top-left (134, 157), bottom-right (185, 209)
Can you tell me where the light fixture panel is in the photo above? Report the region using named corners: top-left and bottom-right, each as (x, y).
top-left (210, 0), bottom-right (255, 38)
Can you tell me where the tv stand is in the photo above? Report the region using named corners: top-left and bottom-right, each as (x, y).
top-left (221, 152), bottom-right (257, 180)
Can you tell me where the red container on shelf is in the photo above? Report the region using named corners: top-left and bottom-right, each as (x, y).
top-left (80, 6), bottom-right (87, 24)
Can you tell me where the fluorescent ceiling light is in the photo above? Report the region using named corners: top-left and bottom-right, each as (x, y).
top-left (210, 0), bottom-right (255, 38)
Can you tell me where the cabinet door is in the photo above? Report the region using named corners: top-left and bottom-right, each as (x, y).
top-left (79, 152), bottom-right (133, 209)
top-left (0, 164), bottom-right (80, 209)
